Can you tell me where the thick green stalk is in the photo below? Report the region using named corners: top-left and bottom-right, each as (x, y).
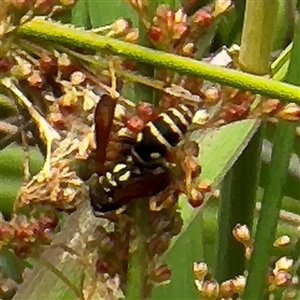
top-left (239, 0), bottom-right (280, 75)
top-left (18, 19), bottom-right (300, 103)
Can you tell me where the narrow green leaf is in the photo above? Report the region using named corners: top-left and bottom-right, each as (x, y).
top-left (271, 43), bottom-right (292, 78)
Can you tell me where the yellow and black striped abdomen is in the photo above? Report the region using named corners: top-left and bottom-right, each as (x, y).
top-left (132, 104), bottom-right (194, 164)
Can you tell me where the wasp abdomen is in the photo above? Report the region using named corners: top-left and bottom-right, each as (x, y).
top-left (132, 104), bottom-right (194, 164)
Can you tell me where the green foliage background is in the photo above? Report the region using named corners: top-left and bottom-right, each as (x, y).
top-left (0, 0), bottom-right (299, 299)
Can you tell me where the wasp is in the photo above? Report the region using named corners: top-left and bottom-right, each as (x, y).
top-left (89, 94), bottom-right (170, 214)
top-left (88, 86), bottom-right (210, 214)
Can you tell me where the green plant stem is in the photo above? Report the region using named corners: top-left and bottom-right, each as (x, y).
top-left (239, 0), bottom-right (279, 74)
top-left (134, 5), bottom-right (155, 104)
top-left (125, 1), bottom-right (160, 296)
top-left (126, 199), bottom-right (148, 300)
top-left (18, 18), bottom-right (300, 103)
top-left (243, 121), bottom-right (297, 299)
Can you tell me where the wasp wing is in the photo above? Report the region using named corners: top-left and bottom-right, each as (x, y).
top-left (97, 171), bottom-right (171, 212)
top-left (94, 94), bottom-right (117, 175)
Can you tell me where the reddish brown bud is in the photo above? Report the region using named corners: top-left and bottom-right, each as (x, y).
top-left (189, 188), bottom-right (204, 208)
top-left (152, 264), bottom-right (171, 283)
top-left (262, 99), bottom-right (281, 115)
top-left (126, 116), bottom-right (144, 132)
top-left (135, 102), bottom-right (158, 123)
top-left (0, 57), bottom-right (13, 73)
top-left (192, 9), bottom-right (212, 27)
top-left (148, 26), bottom-right (163, 43)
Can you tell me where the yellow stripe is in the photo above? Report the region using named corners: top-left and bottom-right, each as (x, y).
top-left (113, 163), bottom-right (127, 173)
top-left (118, 170), bottom-right (131, 182)
top-left (178, 104), bottom-right (193, 119)
top-left (147, 122), bottom-right (172, 149)
top-left (169, 108), bottom-right (189, 127)
top-left (160, 113), bottom-right (184, 137)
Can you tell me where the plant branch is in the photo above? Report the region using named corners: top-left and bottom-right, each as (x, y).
top-left (18, 18), bottom-right (300, 103)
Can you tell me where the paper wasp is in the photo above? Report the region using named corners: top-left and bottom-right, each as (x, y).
top-left (89, 94), bottom-right (171, 214)
top-left (88, 89), bottom-right (206, 214)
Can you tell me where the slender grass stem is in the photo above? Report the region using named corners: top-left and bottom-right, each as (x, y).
top-left (18, 18), bottom-right (300, 103)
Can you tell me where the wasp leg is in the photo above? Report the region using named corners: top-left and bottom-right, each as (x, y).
top-left (107, 60), bottom-right (120, 99)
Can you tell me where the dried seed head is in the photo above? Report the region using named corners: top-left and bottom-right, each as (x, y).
top-left (232, 224), bottom-right (250, 244)
top-left (273, 257), bottom-right (293, 275)
top-left (152, 264), bottom-right (171, 283)
top-left (245, 245), bottom-right (252, 260)
top-left (124, 29), bottom-right (138, 43)
top-left (196, 180), bottom-right (212, 194)
top-left (199, 280), bottom-right (219, 299)
top-left (273, 270), bottom-right (292, 287)
top-left (0, 212), bottom-right (57, 258)
top-left (262, 99), bottom-right (281, 115)
top-left (273, 235), bottom-right (291, 247)
top-left (193, 262), bottom-right (208, 280)
top-left (212, 189), bottom-right (220, 199)
top-left (173, 9), bottom-right (188, 39)
top-left (148, 26), bottom-right (163, 43)
top-left (182, 42), bottom-right (196, 56)
top-left (192, 109), bottom-right (209, 125)
top-left (70, 71), bottom-right (86, 86)
top-left (221, 102), bottom-right (250, 123)
top-left (220, 279), bottom-right (235, 297)
top-left (277, 102), bottom-right (300, 121)
top-left (188, 188), bottom-right (204, 208)
top-left (0, 57), bottom-right (13, 73)
top-left (111, 18), bottom-right (132, 35)
top-left (28, 70), bottom-right (44, 88)
top-left (232, 275), bottom-right (246, 294)
top-left (214, 0), bottom-right (232, 17)
top-left (192, 9), bottom-right (212, 27)
top-left (203, 87), bottom-right (220, 103)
